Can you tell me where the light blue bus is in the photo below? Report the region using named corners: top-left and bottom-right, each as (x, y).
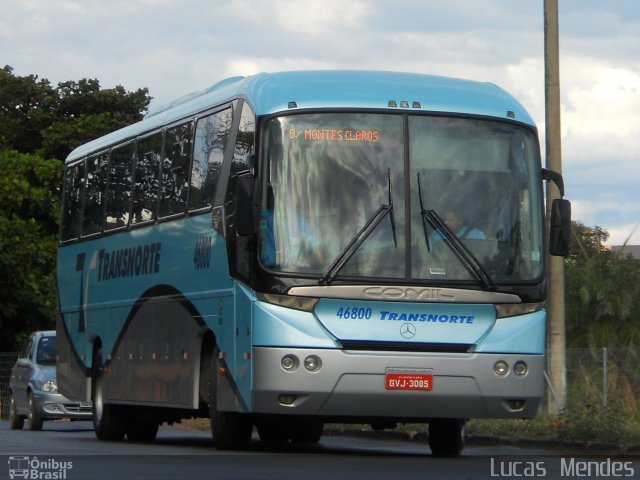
top-left (56, 70), bottom-right (570, 455)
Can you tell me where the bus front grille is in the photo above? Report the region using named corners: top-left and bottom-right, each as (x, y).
top-left (338, 340), bottom-right (474, 353)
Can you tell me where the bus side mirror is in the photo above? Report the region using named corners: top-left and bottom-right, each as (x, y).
top-left (549, 198), bottom-right (571, 256)
top-left (236, 175), bottom-right (253, 236)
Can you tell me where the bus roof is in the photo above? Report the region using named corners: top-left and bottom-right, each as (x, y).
top-left (65, 70), bottom-right (535, 163)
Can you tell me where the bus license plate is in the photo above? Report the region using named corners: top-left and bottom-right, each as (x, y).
top-left (385, 372), bottom-right (433, 391)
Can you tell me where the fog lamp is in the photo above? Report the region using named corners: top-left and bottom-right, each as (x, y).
top-left (514, 361), bottom-right (528, 376)
top-left (281, 355), bottom-right (298, 371)
top-left (304, 355), bottom-right (321, 372)
top-left (494, 361), bottom-right (509, 376)
top-left (278, 394), bottom-right (297, 405)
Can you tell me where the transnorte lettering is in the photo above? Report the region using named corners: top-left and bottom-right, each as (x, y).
top-left (97, 242), bottom-right (162, 282)
top-left (379, 311), bottom-right (474, 324)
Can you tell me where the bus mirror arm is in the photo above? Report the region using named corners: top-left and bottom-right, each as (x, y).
top-left (541, 168), bottom-right (564, 197)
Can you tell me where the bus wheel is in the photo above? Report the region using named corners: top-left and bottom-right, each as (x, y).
top-left (290, 418), bottom-right (324, 444)
top-left (126, 417), bottom-right (159, 442)
top-left (92, 349), bottom-right (125, 441)
top-left (428, 418), bottom-right (466, 456)
top-left (209, 351), bottom-right (253, 449)
top-left (27, 393), bottom-right (43, 431)
top-left (256, 415), bottom-right (292, 444)
top-left (8, 392), bottom-right (24, 430)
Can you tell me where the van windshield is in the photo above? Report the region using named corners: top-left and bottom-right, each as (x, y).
top-left (36, 337), bottom-right (56, 365)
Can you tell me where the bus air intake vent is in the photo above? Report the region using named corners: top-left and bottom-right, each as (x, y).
top-left (338, 340), bottom-right (474, 353)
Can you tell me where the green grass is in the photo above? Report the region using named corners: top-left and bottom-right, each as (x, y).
top-left (467, 404), bottom-right (640, 450)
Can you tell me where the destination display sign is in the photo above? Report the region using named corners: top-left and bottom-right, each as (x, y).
top-left (288, 128), bottom-right (379, 143)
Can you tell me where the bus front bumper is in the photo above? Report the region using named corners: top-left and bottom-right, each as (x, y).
top-left (252, 347), bottom-right (544, 419)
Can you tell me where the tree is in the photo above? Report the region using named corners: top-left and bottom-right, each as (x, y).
top-left (0, 150), bottom-right (61, 350)
top-left (42, 79), bottom-right (150, 161)
top-left (565, 221), bottom-right (640, 347)
top-left (569, 221), bottom-right (609, 259)
top-left (0, 66), bottom-right (56, 154)
top-left (0, 66), bottom-right (152, 350)
top-left (1, 65), bottom-right (150, 161)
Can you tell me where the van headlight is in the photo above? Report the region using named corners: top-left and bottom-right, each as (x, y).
top-left (42, 380), bottom-right (58, 393)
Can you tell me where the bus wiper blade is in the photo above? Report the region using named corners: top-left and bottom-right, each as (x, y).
top-left (320, 169), bottom-right (397, 285)
top-left (417, 173), bottom-right (496, 291)
top-left (417, 172), bottom-right (432, 252)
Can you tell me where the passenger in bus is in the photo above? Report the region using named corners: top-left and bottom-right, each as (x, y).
top-left (430, 210), bottom-right (485, 245)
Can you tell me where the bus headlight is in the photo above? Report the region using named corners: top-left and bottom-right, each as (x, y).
top-left (257, 293), bottom-right (318, 312)
top-left (495, 302), bottom-right (544, 318)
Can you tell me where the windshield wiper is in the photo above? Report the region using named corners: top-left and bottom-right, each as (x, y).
top-left (416, 173), bottom-right (496, 291)
top-left (319, 169), bottom-right (397, 285)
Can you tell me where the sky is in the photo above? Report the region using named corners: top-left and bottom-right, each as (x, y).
top-left (1, 0), bottom-right (639, 245)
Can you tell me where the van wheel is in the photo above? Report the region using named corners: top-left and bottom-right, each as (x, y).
top-left (27, 393), bottom-right (43, 431)
top-left (8, 392), bottom-right (24, 430)
top-left (92, 349), bottom-right (125, 441)
top-left (428, 418), bottom-right (465, 456)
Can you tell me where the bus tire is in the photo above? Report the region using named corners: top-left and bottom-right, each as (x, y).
top-left (428, 418), bottom-right (466, 456)
top-left (92, 349), bottom-right (126, 441)
top-left (8, 392), bottom-right (24, 430)
top-left (209, 350), bottom-right (253, 449)
top-left (290, 418), bottom-right (324, 444)
top-left (256, 415), bottom-right (291, 444)
top-left (27, 392), bottom-right (43, 431)
top-left (126, 417), bottom-right (159, 443)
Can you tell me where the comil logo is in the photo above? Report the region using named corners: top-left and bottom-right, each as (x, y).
top-left (8, 456), bottom-right (73, 480)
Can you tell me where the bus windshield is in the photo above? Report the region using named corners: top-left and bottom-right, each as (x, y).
top-left (259, 112), bottom-right (543, 285)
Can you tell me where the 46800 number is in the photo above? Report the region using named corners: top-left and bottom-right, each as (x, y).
top-left (336, 307), bottom-right (373, 320)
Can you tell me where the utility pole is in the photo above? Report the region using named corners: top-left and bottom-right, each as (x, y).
top-left (544, 0), bottom-right (567, 414)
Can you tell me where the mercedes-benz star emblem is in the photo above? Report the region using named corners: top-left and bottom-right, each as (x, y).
top-left (400, 323), bottom-right (416, 339)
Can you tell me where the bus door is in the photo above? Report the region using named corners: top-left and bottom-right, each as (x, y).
top-left (233, 283), bottom-right (253, 411)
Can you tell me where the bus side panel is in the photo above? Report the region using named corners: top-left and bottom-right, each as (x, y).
top-left (57, 215), bottom-right (242, 409)
top-left (56, 309), bottom-right (91, 402)
top-left (56, 244), bottom-right (93, 402)
top-left (104, 293), bottom-right (204, 408)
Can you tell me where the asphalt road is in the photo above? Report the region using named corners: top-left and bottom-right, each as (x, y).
top-left (1, 420), bottom-right (638, 480)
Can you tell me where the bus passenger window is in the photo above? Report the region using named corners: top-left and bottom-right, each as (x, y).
top-left (132, 132), bottom-right (162, 224)
top-left (82, 152), bottom-right (107, 236)
top-left (61, 161), bottom-right (85, 241)
top-left (105, 142), bottom-right (134, 230)
top-left (160, 122), bottom-right (193, 217)
top-left (189, 109), bottom-right (231, 210)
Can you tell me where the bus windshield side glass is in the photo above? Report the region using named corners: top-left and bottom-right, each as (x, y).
top-left (260, 113), bottom-right (543, 285)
